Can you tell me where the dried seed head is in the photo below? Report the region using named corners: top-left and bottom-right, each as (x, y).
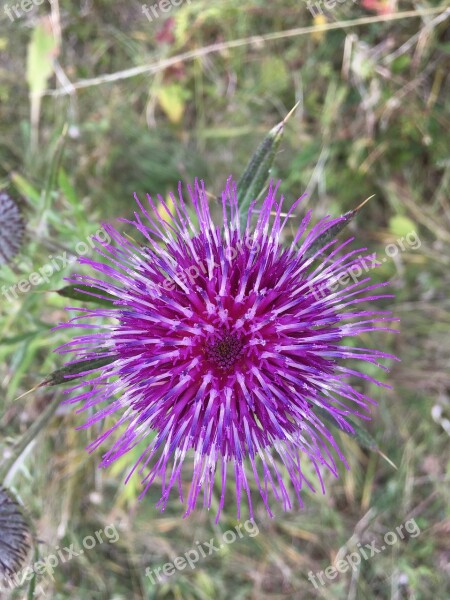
top-left (0, 192), bottom-right (25, 265)
top-left (0, 486), bottom-right (32, 584)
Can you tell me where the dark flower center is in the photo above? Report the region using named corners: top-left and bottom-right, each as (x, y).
top-left (205, 332), bottom-right (244, 371)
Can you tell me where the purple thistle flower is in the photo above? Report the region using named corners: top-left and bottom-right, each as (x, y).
top-left (57, 178), bottom-right (397, 520)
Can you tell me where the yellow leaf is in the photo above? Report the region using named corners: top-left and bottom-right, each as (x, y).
top-left (388, 215), bottom-right (416, 238)
top-left (157, 83), bottom-right (186, 124)
top-left (26, 19), bottom-right (57, 96)
top-left (312, 14), bottom-right (328, 42)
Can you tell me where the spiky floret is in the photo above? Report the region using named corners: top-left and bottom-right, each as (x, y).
top-left (0, 486), bottom-right (31, 585)
top-left (57, 178), bottom-right (397, 520)
top-left (0, 192), bottom-right (24, 265)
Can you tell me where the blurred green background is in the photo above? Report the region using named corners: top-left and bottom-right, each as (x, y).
top-left (1, 1), bottom-right (449, 598)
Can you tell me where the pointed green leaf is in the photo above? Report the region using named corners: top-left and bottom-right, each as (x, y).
top-left (343, 417), bottom-right (379, 452)
top-left (304, 196), bottom-right (374, 259)
top-left (314, 406), bottom-right (378, 451)
top-left (237, 122), bottom-right (283, 228)
top-left (314, 406), bottom-right (396, 468)
top-left (57, 285), bottom-right (118, 307)
top-left (11, 172), bottom-right (41, 205)
top-left (237, 104), bottom-right (299, 229)
top-left (40, 356), bottom-right (116, 387)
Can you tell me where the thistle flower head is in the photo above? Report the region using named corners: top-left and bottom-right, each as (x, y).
top-left (57, 178), bottom-right (397, 520)
top-left (0, 486), bottom-right (31, 584)
top-left (0, 192), bottom-right (24, 265)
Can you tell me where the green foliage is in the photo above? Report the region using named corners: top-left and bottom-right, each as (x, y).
top-left (26, 23), bottom-right (56, 98)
